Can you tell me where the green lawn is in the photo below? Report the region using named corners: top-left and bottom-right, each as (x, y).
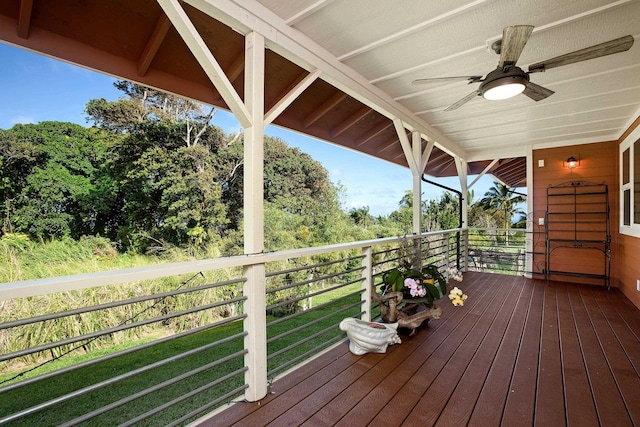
top-left (0, 285), bottom-right (363, 426)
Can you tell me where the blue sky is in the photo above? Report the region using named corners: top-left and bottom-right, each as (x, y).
top-left (0, 42), bottom-right (496, 216)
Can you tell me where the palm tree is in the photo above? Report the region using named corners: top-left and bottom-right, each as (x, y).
top-left (479, 181), bottom-right (526, 243)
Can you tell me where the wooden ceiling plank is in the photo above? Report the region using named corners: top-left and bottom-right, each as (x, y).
top-left (265, 69), bottom-right (321, 126)
top-left (302, 92), bottom-right (346, 128)
top-left (17, 0), bottom-right (33, 39)
top-left (429, 157), bottom-right (456, 176)
top-left (158, 0), bottom-right (251, 127)
top-left (356, 121), bottom-right (391, 146)
top-left (378, 138), bottom-right (401, 154)
top-left (137, 15), bottom-right (172, 76)
top-left (285, 0), bottom-right (336, 26)
top-left (331, 106), bottom-right (371, 137)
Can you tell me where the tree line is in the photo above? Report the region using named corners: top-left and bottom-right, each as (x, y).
top-left (0, 81), bottom-right (525, 257)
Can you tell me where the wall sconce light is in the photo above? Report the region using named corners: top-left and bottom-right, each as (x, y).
top-left (565, 156), bottom-right (579, 169)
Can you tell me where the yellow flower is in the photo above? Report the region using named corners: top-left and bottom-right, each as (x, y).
top-left (448, 287), bottom-right (468, 306)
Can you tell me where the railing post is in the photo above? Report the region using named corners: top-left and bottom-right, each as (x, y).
top-left (444, 232), bottom-right (451, 270)
top-left (242, 262), bottom-right (267, 401)
top-left (462, 229), bottom-right (469, 272)
top-left (361, 245), bottom-right (373, 322)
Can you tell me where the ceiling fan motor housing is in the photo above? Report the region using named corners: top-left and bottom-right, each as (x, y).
top-left (480, 66), bottom-right (530, 99)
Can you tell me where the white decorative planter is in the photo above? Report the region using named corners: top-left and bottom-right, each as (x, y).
top-left (339, 317), bottom-right (401, 355)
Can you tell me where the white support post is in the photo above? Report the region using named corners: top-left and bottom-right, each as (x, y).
top-left (361, 245), bottom-right (373, 322)
top-left (242, 31), bottom-right (268, 402)
top-left (412, 132), bottom-right (422, 235)
top-left (455, 156), bottom-right (469, 271)
top-left (525, 145), bottom-right (534, 278)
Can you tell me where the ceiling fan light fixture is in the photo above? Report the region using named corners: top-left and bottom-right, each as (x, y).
top-left (481, 75), bottom-right (527, 100)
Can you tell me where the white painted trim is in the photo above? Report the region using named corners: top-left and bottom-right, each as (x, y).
top-left (468, 158), bottom-right (499, 189)
top-left (394, 118), bottom-right (417, 172)
top-left (619, 121), bottom-right (640, 238)
top-left (264, 69), bottom-right (322, 126)
top-left (420, 140), bottom-right (435, 172)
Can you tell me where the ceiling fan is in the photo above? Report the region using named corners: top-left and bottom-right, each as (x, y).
top-left (412, 26), bottom-right (634, 111)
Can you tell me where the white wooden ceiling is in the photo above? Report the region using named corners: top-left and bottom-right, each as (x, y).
top-left (258, 0), bottom-right (640, 161)
top-left (0, 0), bottom-right (638, 186)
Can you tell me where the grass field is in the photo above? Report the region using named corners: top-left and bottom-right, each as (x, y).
top-left (0, 281), bottom-right (363, 426)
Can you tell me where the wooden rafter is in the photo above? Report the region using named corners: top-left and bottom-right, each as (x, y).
top-left (265, 69), bottom-right (321, 126)
top-left (356, 121), bottom-right (392, 146)
top-left (137, 14), bottom-right (172, 76)
top-left (331, 106), bottom-right (371, 137)
top-left (17, 0), bottom-right (33, 39)
top-left (302, 92), bottom-right (346, 128)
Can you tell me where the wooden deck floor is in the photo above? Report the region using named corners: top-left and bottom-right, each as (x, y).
top-left (198, 272), bottom-right (640, 426)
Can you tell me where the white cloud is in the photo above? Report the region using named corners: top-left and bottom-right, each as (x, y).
top-left (10, 115), bottom-right (35, 125)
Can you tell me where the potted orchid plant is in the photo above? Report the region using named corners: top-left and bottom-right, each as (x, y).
top-left (381, 263), bottom-right (467, 307)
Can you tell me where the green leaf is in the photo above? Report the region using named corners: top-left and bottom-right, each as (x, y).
top-left (386, 268), bottom-right (404, 292)
top-left (425, 282), bottom-right (441, 300)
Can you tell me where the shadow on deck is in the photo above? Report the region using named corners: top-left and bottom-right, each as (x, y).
top-left (197, 272), bottom-right (640, 426)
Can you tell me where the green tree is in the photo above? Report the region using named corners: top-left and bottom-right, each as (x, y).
top-left (425, 191), bottom-right (460, 231)
top-left (478, 181), bottom-right (526, 229)
top-left (0, 122), bottom-right (115, 240)
top-left (349, 206), bottom-right (374, 229)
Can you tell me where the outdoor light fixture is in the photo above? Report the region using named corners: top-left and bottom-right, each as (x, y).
top-left (566, 156), bottom-right (578, 169)
top-left (481, 75), bottom-right (527, 100)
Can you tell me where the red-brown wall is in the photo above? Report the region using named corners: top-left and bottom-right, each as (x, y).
top-left (532, 141), bottom-right (619, 286)
top-left (531, 116), bottom-right (640, 310)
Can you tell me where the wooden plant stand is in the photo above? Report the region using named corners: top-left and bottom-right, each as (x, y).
top-left (372, 290), bottom-right (442, 336)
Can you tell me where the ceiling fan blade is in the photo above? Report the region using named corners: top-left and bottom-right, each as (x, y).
top-left (528, 35), bottom-right (634, 72)
top-left (523, 81), bottom-right (554, 101)
top-left (498, 25), bottom-right (534, 68)
top-left (412, 76), bottom-right (482, 84)
top-left (444, 90), bottom-right (480, 111)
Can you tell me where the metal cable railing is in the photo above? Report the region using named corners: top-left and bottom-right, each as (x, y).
top-left (0, 230), bottom-right (470, 426)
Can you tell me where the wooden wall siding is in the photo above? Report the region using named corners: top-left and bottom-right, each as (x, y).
top-left (619, 235), bottom-right (640, 309)
top-left (532, 141), bottom-right (619, 289)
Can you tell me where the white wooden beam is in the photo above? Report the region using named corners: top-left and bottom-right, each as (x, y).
top-left (394, 118), bottom-right (418, 172)
top-left (420, 140), bottom-right (435, 172)
top-left (184, 0), bottom-right (466, 158)
top-left (158, 0), bottom-right (252, 128)
top-left (525, 145), bottom-right (533, 279)
top-left (264, 69), bottom-right (322, 127)
top-left (412, 132), bottom-right (423, 234)
top-left (455, 156), bottom-right (468, 228)
top-left (468, 158), bottom-right (499, 189)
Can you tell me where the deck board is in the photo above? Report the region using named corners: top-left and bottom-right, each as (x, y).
top-left (197, 272), bottom-right (640, 427)
top-left (556, 282), bottom-right (599, 426)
